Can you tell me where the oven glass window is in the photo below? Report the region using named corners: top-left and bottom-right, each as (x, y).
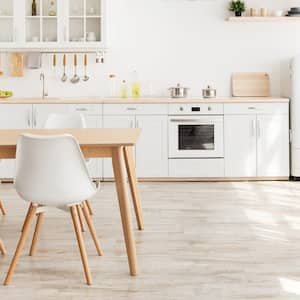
top-left (178, 125), bottom-right (215, 150)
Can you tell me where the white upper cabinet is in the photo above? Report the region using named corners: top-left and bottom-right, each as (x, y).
top-left (0, 0), bottom-right (106, 49)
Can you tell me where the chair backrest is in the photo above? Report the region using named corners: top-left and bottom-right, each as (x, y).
top-left (45, 113), bottom-right (86, 129)
top-left (15, 134), bottom-right (96, 207)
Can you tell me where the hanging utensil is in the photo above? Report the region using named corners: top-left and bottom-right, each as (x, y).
top-left (61, 54), bottom-right (67, 82)
top-left (53, 54), bottom-right (56, 68)
top-left (83, 54), bottom-right (89, 82)
top-left (70, 54), bottom-right (80, 84)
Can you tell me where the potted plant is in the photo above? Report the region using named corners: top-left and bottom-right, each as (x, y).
top-left (229, 0), bottom-right (246, 17)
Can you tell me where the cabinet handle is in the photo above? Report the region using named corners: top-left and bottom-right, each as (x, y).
top-left (248, 107), bottom-right (256, 110)
top-left (251, 119), bottom-right (255, 137)
top-left (136, 120), bottom-right (140, 128)
top-left (34, 107), bottom-right (37, 127)
top-left (257, 119), bottom-right (261, 138)
top-left (126, 107), bottom-right (136, 111)
top-left (130, 120), bottom-right (134, 128)
top-left (76, 108), bottom-right (88, 111)
top-left (64, 26), bottom-right (67, 42)
top-left (28, 109), bottom-right (31, 127)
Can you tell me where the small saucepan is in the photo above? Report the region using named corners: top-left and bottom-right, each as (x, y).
top-left (169, 84), bottom-right (189, 98)
top-left (202, 85), bottom-right (217, 98)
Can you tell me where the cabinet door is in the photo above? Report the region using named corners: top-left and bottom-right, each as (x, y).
top-left (0, 104), bottom-right (32, 178)
top-left (103, 115), bottom-right (135, 178)
top-left (136, 115), bottom-right (168, 178)
top-left (33, 104), bottom-right (67, 128)
top-left (84, 115), bottom-right (101, 179)
top-left (257, 114), bottom-right (289, 177)
top-left (224, 115), bottom-right (257, 177)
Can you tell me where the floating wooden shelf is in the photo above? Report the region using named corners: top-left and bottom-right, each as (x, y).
top-left (228, 16), bottom-right (300, 22)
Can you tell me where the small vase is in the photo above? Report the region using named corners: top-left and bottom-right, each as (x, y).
top-left (235, 11), bottom-right (242, 17)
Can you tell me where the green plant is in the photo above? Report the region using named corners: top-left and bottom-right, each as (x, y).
top-left (229, 0), bottom-right (246, 13)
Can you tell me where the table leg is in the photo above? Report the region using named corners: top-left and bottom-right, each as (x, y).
top-left (112, 146), bottom-right (138, 276)
top-left (123, 146), bottom-right (144, 230)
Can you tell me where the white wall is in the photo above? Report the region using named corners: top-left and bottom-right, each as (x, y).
top-left (1, 0), bottom-right (300, 98)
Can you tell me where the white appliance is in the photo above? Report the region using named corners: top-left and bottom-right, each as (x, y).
top-left (168, 103), bottom-right (224, 159)
top-left (291, 55), bottom-right (300, 177)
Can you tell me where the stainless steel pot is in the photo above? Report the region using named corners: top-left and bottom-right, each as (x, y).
top-left (169, 84), bottom-right (189, 98)
top-left (202, 85), bottom-right (217, 98)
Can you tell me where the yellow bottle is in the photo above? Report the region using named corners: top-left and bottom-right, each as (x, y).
top-left (121, 80), bottom-right (128, 98)
top-left (131, 70), bottom-right (140, 98)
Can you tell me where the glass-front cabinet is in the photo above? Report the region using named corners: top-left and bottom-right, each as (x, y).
top-left (0, 0), bottom-right (106, 49)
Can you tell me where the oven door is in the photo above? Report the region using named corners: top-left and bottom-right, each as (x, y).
top-left (169, 115), bottom-right (224, 158)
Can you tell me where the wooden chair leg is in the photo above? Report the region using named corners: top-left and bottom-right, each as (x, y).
top-left (76, 205), bottom-right (85, 232)
top-left (0, 238), bottom-right (6, 255)
top-left (84, 200), bottom-right (93, 216)
top-left (21, 202), bottom-right (33, 232)
top-left (29, 212), bottom-right (44, 256)
top-left (4, 204), bottom-right (38, 286)
top-left (0, 200), bottom-right (6, 215)
top-left (81, 201), bottom-right (103, 256)
top-left (70, 205), bottom-right (92, 285)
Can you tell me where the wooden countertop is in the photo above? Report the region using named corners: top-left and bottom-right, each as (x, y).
top-left (0, 97), bottom-right (290, 104)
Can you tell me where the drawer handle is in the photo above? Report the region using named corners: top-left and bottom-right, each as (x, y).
top-left (248, 107), bottom-right (256, 110)
top-left (76, 108), bottom-right (88, 111)
top-left (126, 107), bottom-right (136, 111)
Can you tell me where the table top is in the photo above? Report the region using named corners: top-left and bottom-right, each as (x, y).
top-left (0, 128), bottom-right (141, 147)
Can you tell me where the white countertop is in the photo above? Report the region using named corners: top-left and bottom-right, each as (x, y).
top-left (0, 97), bottom-right (290, 104)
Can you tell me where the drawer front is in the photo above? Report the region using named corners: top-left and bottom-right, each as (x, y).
top-left (103, 104), bottom-right (168, 115)
top-left (68, 104), bottom-right (102, 115)
top-left (224, 103), bottom-right (289, 115)
top-left (169, 159), bottom-right (225, 177)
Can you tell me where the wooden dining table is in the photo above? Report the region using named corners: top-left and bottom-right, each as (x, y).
top-left (0, 128), bottom-right (144, 276)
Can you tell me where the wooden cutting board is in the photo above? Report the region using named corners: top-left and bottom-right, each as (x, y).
top-left (9, 53), bottom-right (24, 77)
top-left (232, 72), bottom-right (270, 97)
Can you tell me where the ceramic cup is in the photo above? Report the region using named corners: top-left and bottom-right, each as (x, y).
top-left (86, 32), bottom-right (96, 42)
top-left (273, 10), bottom-right (284, 17)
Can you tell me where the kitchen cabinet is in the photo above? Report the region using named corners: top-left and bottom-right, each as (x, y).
top-left (256, 114), bottom-right (289, 176)
top-left (224, 115), bottom-right (257, 177)
top-left (0, 0), bottom-right (106, 49)
top-left (136, 115), bottom-right (168, 178)
top-left (224, 103), bottom-right (289, 178)
top-left (103, 104), bottom-right (168, 178)
top-left (33, 104), bottom-right (68, 128)
top-left (103, 115), bottom-right (135, 178)
top-left (0, 104), bottom-right (32, 178)
top-left (68, 104), bottom-right (102, 179)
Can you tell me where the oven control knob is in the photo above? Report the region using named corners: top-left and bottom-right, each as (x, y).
top-left (208, 106), bottom-right (212, 111)
top-left (179, 107), bottom-right (184, 111)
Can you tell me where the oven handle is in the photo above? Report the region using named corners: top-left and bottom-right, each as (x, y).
top-left (170, 119), bottom-right (219, 123)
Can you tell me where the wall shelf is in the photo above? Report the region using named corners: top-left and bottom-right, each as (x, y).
top-left (228, 16), bottom-right (300, 22)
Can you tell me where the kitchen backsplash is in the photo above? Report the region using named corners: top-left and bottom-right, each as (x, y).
top-left (0, 0), bottom-right (300, 98)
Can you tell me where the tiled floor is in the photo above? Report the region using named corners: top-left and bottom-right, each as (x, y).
top-left (1, 181), bottom-right (300, 299)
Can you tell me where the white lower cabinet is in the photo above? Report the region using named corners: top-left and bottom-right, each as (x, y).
top-left (136, 115), bottom-right (168, 178)
top-left (103, 112), bottom-right (168, 179)
top-left (33, 104), bottom-right (68, 128)
top-left (0, 104), bottom-right (32, 178)
top-left (103, 115), bottom-right (135, 178)
top-left (224, 103), bottom-right (289, 178)
top-left (224, 115), bottom-right (257, 177)
top-left (256, 114), bottom-right (289, 177)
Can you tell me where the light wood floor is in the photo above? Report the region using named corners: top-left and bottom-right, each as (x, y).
top-left (1, 181), bottom-right (300, 299)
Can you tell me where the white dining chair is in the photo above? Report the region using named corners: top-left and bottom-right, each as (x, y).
top-left (4, 133), bottom-right (103, 286)
top-left (45, 113), bottom-right (95, 220)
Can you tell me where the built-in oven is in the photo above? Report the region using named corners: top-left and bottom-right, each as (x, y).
top-left (168, 104), bottom-right (224, 159)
